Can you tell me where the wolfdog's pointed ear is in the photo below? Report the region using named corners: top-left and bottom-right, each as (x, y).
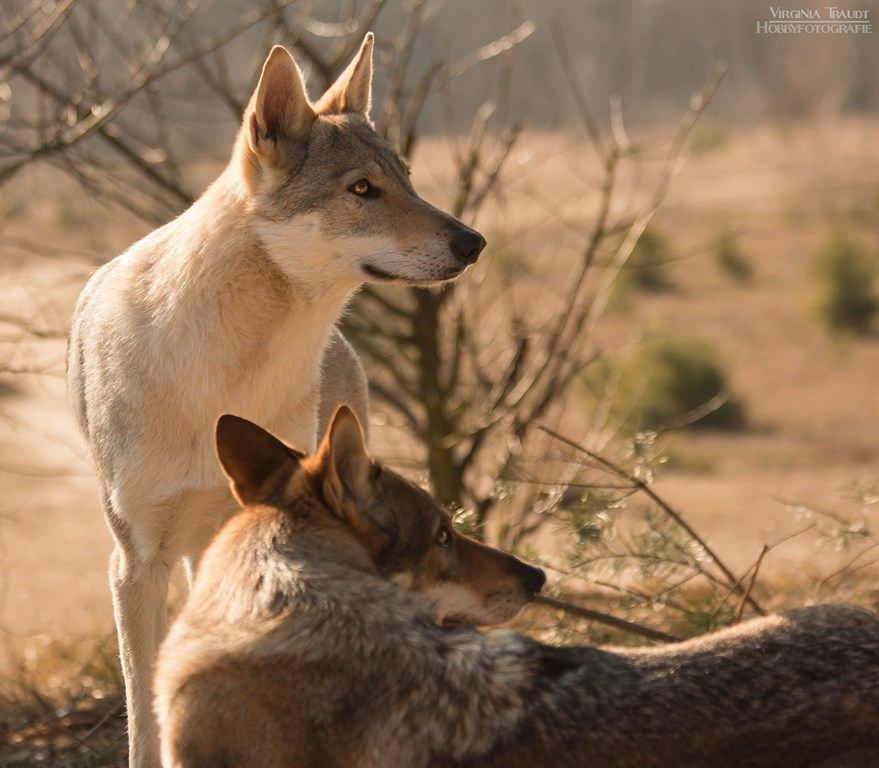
top-left (246, 45), bottom-right (315, 157)
top-left (317, 405), bottom-right (373, 519)
top-left (315, 32), bottom-right (374, 118)
top-left (215, 415), bottom-right (303, 506)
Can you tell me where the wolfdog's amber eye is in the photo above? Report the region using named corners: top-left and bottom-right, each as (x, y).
top-left (435, 527), bottom-right (452, 547)
top-left (349, 178), bottom-right (373, 197)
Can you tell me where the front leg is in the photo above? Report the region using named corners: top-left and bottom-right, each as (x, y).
top-left (318, 328), bottom-right (369, 441)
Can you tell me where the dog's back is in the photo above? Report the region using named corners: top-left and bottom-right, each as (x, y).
top-left (468, 603), bottom-right (879, 768)
top-left (160, 594), bottom-right (879, 767)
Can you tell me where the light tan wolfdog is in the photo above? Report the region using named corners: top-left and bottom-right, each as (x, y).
top-left (156, 408), bottom-right (879, 768)
top-left (66, 34), bottom-right (485, 768)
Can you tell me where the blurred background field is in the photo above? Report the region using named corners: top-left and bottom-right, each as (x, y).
top-left (1, 1), bottom-right (878, 764)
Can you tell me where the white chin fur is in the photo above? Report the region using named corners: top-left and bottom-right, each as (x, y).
top-left (256, 212), bottom-right (463, 289)
top-left (425, 583), bottom-right (517, 627)
top-left (255, 213), bottom-right (387, 291)
top-left (361, 263), bottom-right (465, 285)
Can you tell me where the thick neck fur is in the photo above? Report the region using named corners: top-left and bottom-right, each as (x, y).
top-left (138, 166), bottom-right (351, 353)
top-left (192, 500), bottom-right (425, 634)
top-left (123, 163), bottom-right (357, 439)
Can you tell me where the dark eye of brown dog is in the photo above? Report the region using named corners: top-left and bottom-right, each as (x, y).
top-left (349, 178), bottom-right (377, 198)
top-left (435, 527), bottom-right (452, 548)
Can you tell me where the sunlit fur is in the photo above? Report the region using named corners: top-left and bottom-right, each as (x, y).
top-left (67, 34), bottom-right (482, 768)
top-left (156, 410), bottom-right (879, 768)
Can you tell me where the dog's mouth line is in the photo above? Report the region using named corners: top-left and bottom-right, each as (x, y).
top-left (485, 588), bottom-right (534, 605)
top-left (361, 262), bottom-right (464, 283)
top-left (437, 591), bottom-right (528, 628)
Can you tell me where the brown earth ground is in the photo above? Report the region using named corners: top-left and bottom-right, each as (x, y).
top-left (1, 116), bottom-right (878, 670)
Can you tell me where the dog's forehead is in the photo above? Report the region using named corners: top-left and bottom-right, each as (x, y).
top-left (383, 468), bottom-right (445, 522)
top-left (309, 116), bottom-right (410, 185)
top-left (376, 470), bottom-right (446, 566)
top-left (265, 117), bottom-right (411, 218)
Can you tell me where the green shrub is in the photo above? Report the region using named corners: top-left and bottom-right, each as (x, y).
top-left (0, 190), bottom-right (25, 222)
top-left (52, 198), bottom-right (88, 232)
top-left (490, 243), bottom-right (531, 278)
top-left (583, 337), bottom-right (746, 431)
top-left (617, 228), bottom-right (674, 294)
top-left (811, 228), bottom-right (877, 335)
top-left (688, 120), bottom-right (729, 153)
top-left (715, 230), bottom-right (753, 284)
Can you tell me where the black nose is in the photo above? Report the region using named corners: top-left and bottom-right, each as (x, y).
top-left (522, 565), bottom-right (546, 595)
top-left (449, 228), bottom-right (486, 264)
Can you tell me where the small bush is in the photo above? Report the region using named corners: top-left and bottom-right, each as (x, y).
top-left (491, 244), bottom-right (531, 278)
top-left (811, 228), bottom-right (877, 336)
top-left (617, 228), bottom-right (674, 295)
top-left (0, 190), bottom-right (25, 222)
top-left (52, 199), bottom-right (88, 232)
top-left (688, 120), bottom-right (729, 153)
top-left (715, 230), bottom-right (753, 284)
top-left (583, 337), bottom-right (746, 431)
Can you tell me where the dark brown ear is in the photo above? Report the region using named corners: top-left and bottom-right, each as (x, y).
top-left (246, 45), bottom-right (315, 160)
top-left (315, 33), bottom-right (374, 118)
top-left (216, 415), bottom-right (302, 506)
top-left (316, 405), bottom-right (373, 520)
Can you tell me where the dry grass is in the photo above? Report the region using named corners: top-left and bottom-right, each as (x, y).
top-left (0, 637), bottom-right (126, 767)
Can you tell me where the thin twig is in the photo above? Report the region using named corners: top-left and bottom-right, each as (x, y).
top-left (734, 545), bottom-right (768, 624)
top-left (535, 594), bottom-right (681, 644)
top-left (537, 424), bottom-right (766, 616)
